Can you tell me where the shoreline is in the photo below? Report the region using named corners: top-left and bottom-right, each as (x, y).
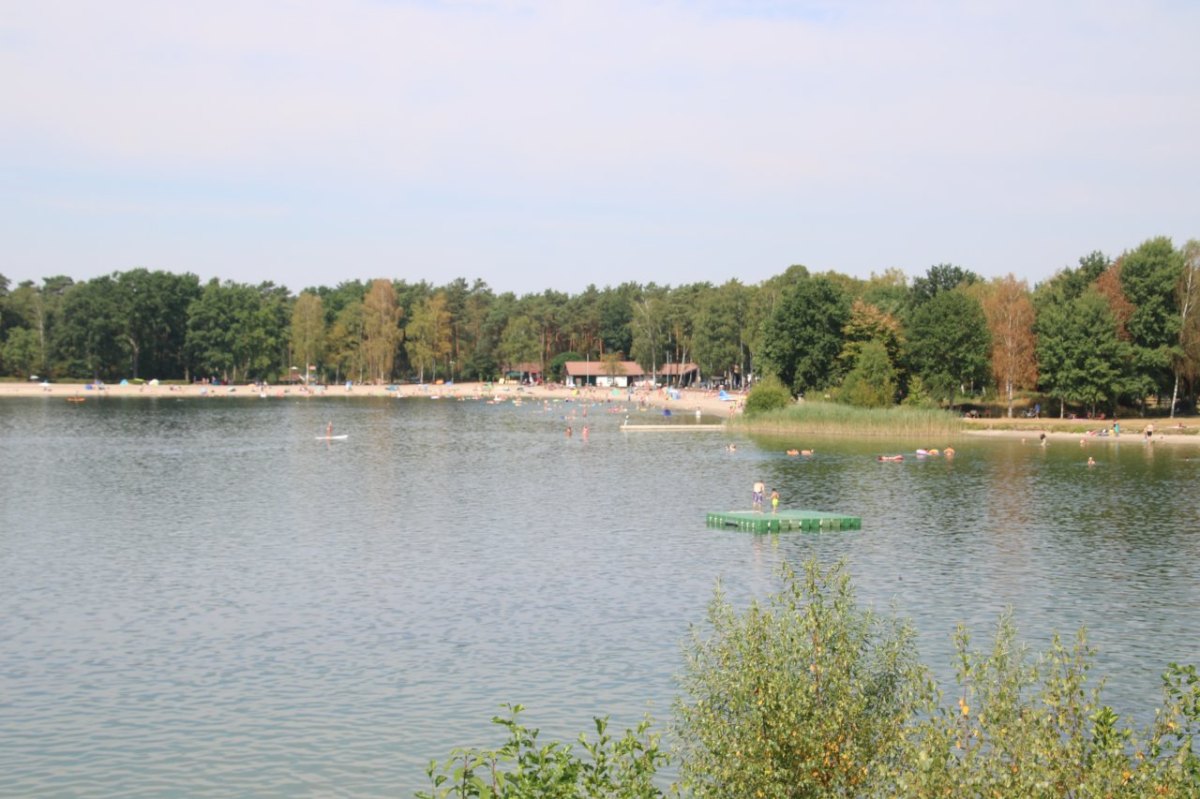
top-left (963, 427), bottom-right (1200, 446)
top-left (0, 380), bottom-right (745, 419)
top-left (8, 381), bottom-right (1198, 445)
top-left (961, 415), bottom-right (1200, 446)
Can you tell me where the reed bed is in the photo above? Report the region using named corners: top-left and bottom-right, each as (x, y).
top-left (736, 401), bottom-right (964, 438)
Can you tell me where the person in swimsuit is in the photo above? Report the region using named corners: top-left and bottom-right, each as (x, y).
top-left (753, 480), bottom-right (765, 510)
top-left (770, 488), bottom-right (780, 513)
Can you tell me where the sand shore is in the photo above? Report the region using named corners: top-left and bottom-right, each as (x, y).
top-left (0, 380), bottom-right (745, 418)
top-left (9, 380), bottom-right (1198, 445)
top-left (961, 415), bottom-right (1200, 445)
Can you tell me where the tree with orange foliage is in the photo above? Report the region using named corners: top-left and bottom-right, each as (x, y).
top-left (982, 276), bottom-right (1037, 418)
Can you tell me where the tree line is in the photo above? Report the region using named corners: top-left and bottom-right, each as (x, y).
top-left (1, 235), bottom-right (1197, 416)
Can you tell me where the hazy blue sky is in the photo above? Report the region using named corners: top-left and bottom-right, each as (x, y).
top-left (4, 1), bottom-right (1197, 295)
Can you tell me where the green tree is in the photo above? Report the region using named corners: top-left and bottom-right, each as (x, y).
top-left (759, 274), bottom-right (850, 395)
top-left (55, 276), bottom-right (126, 381)
top-left (498, 313), bottom-right (539, 375)
top-left (565, 285), bottom-right (603, 358)
top-left (1168, 239), bottom-right (1200, 416)
top-left (630, 287), bottom-right (668, 379)
top-left (289, 292), bottom-right (326, 383)
top-left (906, 290), bottom-right (991, 406)
top-left (910, 263), bottom-right (981, 308)
top-left (1120, 237), bottom-right (1185, 407)
top-left (114, 268), bottom-right (202, 379)
top-left (662, 283), bottom-right (707, 372)
top-left (1036, 288), bottom-right (1129, 417)
top-left (362, 278), bottom-right (402, 382)
top-left (184, 280), bottom-right (283, 383)
top-left (1177, 240), bottom-right (1200, 412)
top-left (673, 560), bottom-right (928, 798)
top-left (2, 280), bottom-right (53, 377)
top-left (840, 340), bottom-right (898, 407)
top-left (459, 280), bottom-right (497, 381)
top-left (326, 300), bottom-right (365, 384)
top-left (839, 298), bottom-right (903, 377)
top-left (598, 284), bottom-right (637, 357)
top-left (693, 281), bottom-right (750, 386)
top-left (406, 293), bottom-right (453, 382)
top-left (2, 327), bottom-right (40, 377)
top-left (548, 351), bottom-right (582, 382)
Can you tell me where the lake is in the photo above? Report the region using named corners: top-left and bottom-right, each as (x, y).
top-left (2, 395), bottom-right (1198, 796)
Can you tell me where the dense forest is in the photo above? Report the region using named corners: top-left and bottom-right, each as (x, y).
top-left (2, 235), bottom-right (1198, 417)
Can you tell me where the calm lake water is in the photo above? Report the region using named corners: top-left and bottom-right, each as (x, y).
top-left (2, 395), bottom-right (1199, 796)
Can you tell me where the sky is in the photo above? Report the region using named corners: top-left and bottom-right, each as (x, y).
top-left (3, 0), bottom-right (1198, 296)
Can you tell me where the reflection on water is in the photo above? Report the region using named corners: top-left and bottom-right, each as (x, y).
top-left (2, 397), bottom-right (1198, 796)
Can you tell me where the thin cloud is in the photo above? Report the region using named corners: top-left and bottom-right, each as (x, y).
top-left (2, 0), bottom-right (1198, 293)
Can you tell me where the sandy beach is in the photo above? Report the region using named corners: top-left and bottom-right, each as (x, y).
top-left (8, 380), bottom-right (1199, 445)
top-left (0, 379), bottom-right (745, 418)
top-left (962, 425), bottom-right (1200, 445)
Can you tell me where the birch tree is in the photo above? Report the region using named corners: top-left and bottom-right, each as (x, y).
top-left (289, 292), bottom-right (326, 384)
top-left (362, 278), bottom-right (402, 383)
top-left (1171, 239), bottom-right (1200, 416)
top-left (981, 276), bottom-right (1036, 417)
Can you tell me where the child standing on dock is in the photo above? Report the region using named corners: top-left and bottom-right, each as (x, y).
top-left (770, 488), bottom-right (779, 513)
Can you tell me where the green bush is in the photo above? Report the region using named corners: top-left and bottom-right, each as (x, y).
top-left (673, 561), bottom-right (928, 798)
top-left (743, 376), bottom-right (792, 415)
top-left (416, 705), bottom-right (667, 798)
top-left (424, 561), bottom-right (1200, 798)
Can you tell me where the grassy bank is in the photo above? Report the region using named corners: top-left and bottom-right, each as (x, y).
top-left (734, 400), bottom-right (964, 438)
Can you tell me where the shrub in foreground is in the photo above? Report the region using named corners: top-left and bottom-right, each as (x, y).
top-left (416, 706), bottom-right (666, 798)
top-left (673, 560), bottom-right (928, 798)
top-left (422, 561), bottom-right (1200, 797)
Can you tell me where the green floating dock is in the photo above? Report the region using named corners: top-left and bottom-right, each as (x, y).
top-left (706, 509), bottom-right (862, 533)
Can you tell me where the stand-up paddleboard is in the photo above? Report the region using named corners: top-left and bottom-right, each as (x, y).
top-left (316, 435), bottom-right (348, 441)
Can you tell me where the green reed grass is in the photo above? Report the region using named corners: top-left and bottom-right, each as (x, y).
top-left (736, 400), bottom-right (964, 438)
